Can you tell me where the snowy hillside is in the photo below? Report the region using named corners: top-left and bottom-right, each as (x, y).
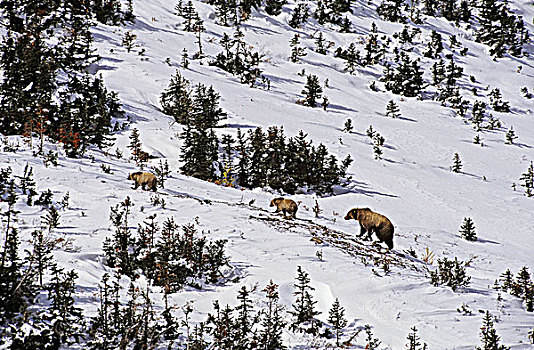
top-left (1, 0), bottom-right (534, 348)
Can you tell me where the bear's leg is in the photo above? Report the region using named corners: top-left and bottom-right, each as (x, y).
top-left (359, 223), bottom-right (367, 238)
top-left (134, 182), bottom-right (139, 189)
top-left (141, 183), bottom-right (146, 190)
top-left (282, 209), bottom-right (287, 218)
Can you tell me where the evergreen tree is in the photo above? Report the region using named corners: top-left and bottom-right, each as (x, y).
top-left (343, 119), bottom-right (353, 133)
top-left (180, 83), bottom-right (226, 180)
top-left (265, 0), bottom-right (286, 15)
top-left (460, 217), bottom-right (477, 241)
top-left (383, 53), bottom-right (424, 97)
top-left (103, 197), bottom-right (135, 276)
top-left (339, 16), bottom-right (352, 33)
top-left (430, 257), bottom-right (471, 291)
top-left (406, 326), bottom-right (427, 350)
top-left (452, 153), bottom-right (462, 173)
top-left (386, 100), bottom-right (401, 118)
top-left (160, 71), bottom-right (193, 124)
top-left (431, 59), bottom-right (446, 85)
top-left (424, 31), bottom-right (444, 58)
top-left (489, 88), bottom-right (510, 113)
top-left (364, 324), bottom-right (381, 350)
top-left (259, 280), bottom-right (286, 350)
top-left (46, 266), bottom-right (84, 347)
top-left (505, 127), bottom-right (517, 144)
top-left (344, 43), bottom-right (359, 73)
top-left (314, 32), bottom-right (328, 54)
top-left (176, 0), bottom-right (199, 32)
top-left (289, 34), bottom-right (307, 63)
top-left (519, 161), bottom-right (534, 197)
top-left (235, 286), bottom-right (256, 348)
top-left (128, 127), bottom-right (146, 166)
top-left (300, 75), bottom-right (323, 107)
top-left (475, 311), bottom-right (510, 350)
top-left (328, 298), bottom-right (347, 347)
top-left (290, 266), bottom-right (320, 326)
top-left (377, 0), bottom-right (405, 22)
top-left (288, 3), bottom-right (309, 28)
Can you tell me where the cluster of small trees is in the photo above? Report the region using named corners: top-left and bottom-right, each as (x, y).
top-left (0, 166), bottom-right (84, 349)
top-left (377, 0), bottom-right (529, 58)
top-left (494, 267), bottom-right (534, 312)
top-left (0, 0), bottom-right (127, 156)
top-left (160, 72), bottom-right (351, 194)
top-left (429, 257), bottom-right (471, 291)
top-left (103, 197), bottom-right (229, 291)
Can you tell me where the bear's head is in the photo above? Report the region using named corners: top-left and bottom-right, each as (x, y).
top-left (128, 172), bottom-right (142, 180)
top-left (270, 197), bottom-right (283, 207)
top-left (344, 209), bottom-right (358, 220)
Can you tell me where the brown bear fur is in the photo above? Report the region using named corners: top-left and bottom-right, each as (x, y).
top-left (270, 197), bottom-right (298, 219)
top-left (344, 208), bottom-right (394, 249)
top-left (128, 172), bottom-right (157, 191)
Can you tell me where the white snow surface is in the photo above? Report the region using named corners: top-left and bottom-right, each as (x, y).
top-left (1, 0), bottom-right (534, 348)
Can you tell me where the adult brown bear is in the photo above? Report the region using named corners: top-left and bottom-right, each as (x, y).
top-left (128, 172), bottom-right (157, 191)
top-left (344, 208), bottom-right (394, 249)
top-left (270, 197), bottom-right (298, 219)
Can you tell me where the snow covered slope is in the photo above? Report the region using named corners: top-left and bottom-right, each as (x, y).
top-left (1, 0), bottom-right (534, 348)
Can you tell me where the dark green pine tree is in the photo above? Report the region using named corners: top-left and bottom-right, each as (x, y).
top-left (489, 88), bottom-right (510, 113)
top-left (264, 0), bottom-right (286, 15)
top-left (176, 0), bottom-right (199, 31)
top-left (519, 161), bottom-right (534, 197)
top-left (46, 266), bottom-right (84, 347)
top-left (431, 58), bottom-right (446, 85)
top-left (424, 31), bottom-right (444, 58)
top-left (123, 0), bottom-right (135, 22)
top-left (344, 43), bottom-right (359, 73)
top-left (259, 280), bottom-right (286, 350)
top-left (180, 84), bottom-right (225, 180)
top-left (29, 230), bottom-right (55, 287)
top-left (300, 75), bottom-right (323, 107)
top-left (315, 32), bottom-right (328, 54)
top-left (0, 181), bottom-right (35, 319)
top-left (265, 126), bottom-right (289, 190)
top-left (460, 217), bottom-right (477, 241)
top-left (236, 128), bottom-right (251, 188)
top-left (339, 16), bottom-right (352, 33)
top-left (364, 324), bottom-right (382, 350)
top-left (328, 298), bottom-right (347, 347)
top-left (377, 0), bottom-right (405, 22)
top-left (498, 269), bottom-right (514, 292)
top-left (289, 34), bottom-right (307, 63)
top-left (103, 197), bottom-right (135, 276)
top-left (160, 70), bottom-right (193, 124)
top-left (505, 126), bottom-right (517, 145)
top-left (386, 100), bottom-right (401, 118)
top-left (475, 311), bottom-right (510, 350)
top-left (290, 266), bottom-right (320, 326)
top-left (385, 53), bottom-right (424, 97)
top-left (245, 128), bottom-right (267, 189)
top-left (471, 101), bottom-right (486, 131)
top-left (515, 267), bottom-right (533, 304)
top-left (92, 0), bottom-right (123, 25)
top-left (0, 31), bottom-right (57, 136)
top-left (406, 326), bottom-right (427, 350)
top-left (452, 153), bottom-right (462, 173)
top-left (288, 3), bottom-right (309, 28)
top-left (235, 286), bottom-right (255, 348)
top-left (343, 119), bottom-right (353, 133)
top-left (364, 28), bottom-right (383, 65)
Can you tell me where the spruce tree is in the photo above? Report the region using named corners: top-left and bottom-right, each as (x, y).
top-left (386, 100), bottom-right (401, 118)
top-left (460, 217), bottom-right (477, 241)
top-left (452, 153), bottom-right (462, 173)
top-left (289, 34), bottom-right (307, 63)
top-left (505, 127), bottom-right (517, 144)
top-left (475, 311), bottom-right (509, 350)
top-left (406, 326), bottom-right (427, 350)
top-left (315, 32), bottom-right (328, 54)
top-left (265, 0), bottom-right (286, 16)
top-left (300, 75), bottom-right (323, 107)
top-left (259, 281), bottom-right (286, 350)
top-left (328, 298), bottom-right (347, 347)
top-left (343, 119), bottom-right (353, 133)
top-left (288, 3), bottom-right (309, 28)
top-left (377, 0), bottom-right (405, 22)
top-left (160, 71), bottom-right (193, 124)
top-left (290, 266), bottom-right (320, 326)
top-left (489, 88), bottom-right (510, 113)
top-left (364, 324), bottom-right (381, 350)
top-left (344, 43), bottom-right (359, 73)
top-left (519, 161), bottom-right (534, 197)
